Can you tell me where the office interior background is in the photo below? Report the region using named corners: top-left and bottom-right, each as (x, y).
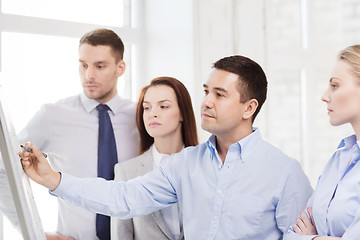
top-left (0, 0), bottom-right (360, 239)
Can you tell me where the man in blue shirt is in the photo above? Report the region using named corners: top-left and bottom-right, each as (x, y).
top-left (21, 55), bottom-right (313, 240)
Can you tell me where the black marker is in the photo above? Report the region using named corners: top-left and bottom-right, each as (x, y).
top-left (20, 145), bottom-right (48, 158)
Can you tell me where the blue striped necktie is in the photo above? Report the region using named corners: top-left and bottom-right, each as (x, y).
top-left (96, 104), bottom-right (118, 240)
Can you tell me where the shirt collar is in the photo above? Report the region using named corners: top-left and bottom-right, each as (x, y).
top-left (337, 134), bottom-right (358, 151)
top-left (152, 144), bottom-right (185, 167)
top-left (80, 92), bottom-right (122, 115)
top-left (152, 144), bottom-right (168, 167)
top-left (206, 127), bottom-right (263, 162)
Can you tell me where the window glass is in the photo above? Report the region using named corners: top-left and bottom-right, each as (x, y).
top-left (1, 32), bottom-right (130, 132)
top-left (1, 32), bottom-right (80, 131)
top-left (2, 0), bottom-right (125, 27)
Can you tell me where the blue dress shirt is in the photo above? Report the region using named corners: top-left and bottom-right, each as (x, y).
top-left (284, 134), bottom-right (360, 240)
top-left (52, 128), bottom-right (313, 240)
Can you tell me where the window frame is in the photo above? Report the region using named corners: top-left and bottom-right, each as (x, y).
top-left (0, 0), bottom-right (144, 238)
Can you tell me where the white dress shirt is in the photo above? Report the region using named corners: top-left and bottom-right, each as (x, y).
top-left (18, 92), bottom-right (139, 240)
top-left (152, 146), bottom-right (182, 240)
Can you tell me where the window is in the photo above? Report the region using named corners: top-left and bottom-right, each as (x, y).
top-left (2, 0), bottom-right (126, 26)
top-left (0, 1), bottom-right (137, 239)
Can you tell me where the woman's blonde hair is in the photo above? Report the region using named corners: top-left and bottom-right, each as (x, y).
top-left (338, 45), bottom-right (360, 79)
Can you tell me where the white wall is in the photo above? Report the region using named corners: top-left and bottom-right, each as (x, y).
top-left (136, 0), bottom-right (207, 142)
top-left (139, 0), bottom-right (195, 93)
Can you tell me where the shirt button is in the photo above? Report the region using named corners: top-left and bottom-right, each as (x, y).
top-left (213, 216), bottom-right (218, 220)
top-left (218, 165), bottom-right (222, 169)
top-left (218, 189), bottom-right (222, 194)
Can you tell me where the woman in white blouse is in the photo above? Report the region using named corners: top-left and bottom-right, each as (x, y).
top-left (284, 45), bottom-right (360, 240)
top-left (110, 76), bottom-right (198, 240)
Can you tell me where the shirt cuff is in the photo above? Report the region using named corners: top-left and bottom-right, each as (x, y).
top-left (49, 172), bottom-right (70, 197)
top-left (284, 232), bottom-right (318, 240)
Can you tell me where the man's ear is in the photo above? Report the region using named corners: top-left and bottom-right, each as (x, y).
top-left (243, 99), bottom-right (258, 120)
top-left (116, 60), bottom-right (126, 78)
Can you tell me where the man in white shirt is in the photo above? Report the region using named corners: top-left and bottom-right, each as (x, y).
top-left (1, 28), bottom-right (139, 240)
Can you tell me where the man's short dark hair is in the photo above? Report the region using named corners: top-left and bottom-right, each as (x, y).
top-left (213, 55), bottom-right (267, 121)
top-left (79, 28), bottom-right (124, 63)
